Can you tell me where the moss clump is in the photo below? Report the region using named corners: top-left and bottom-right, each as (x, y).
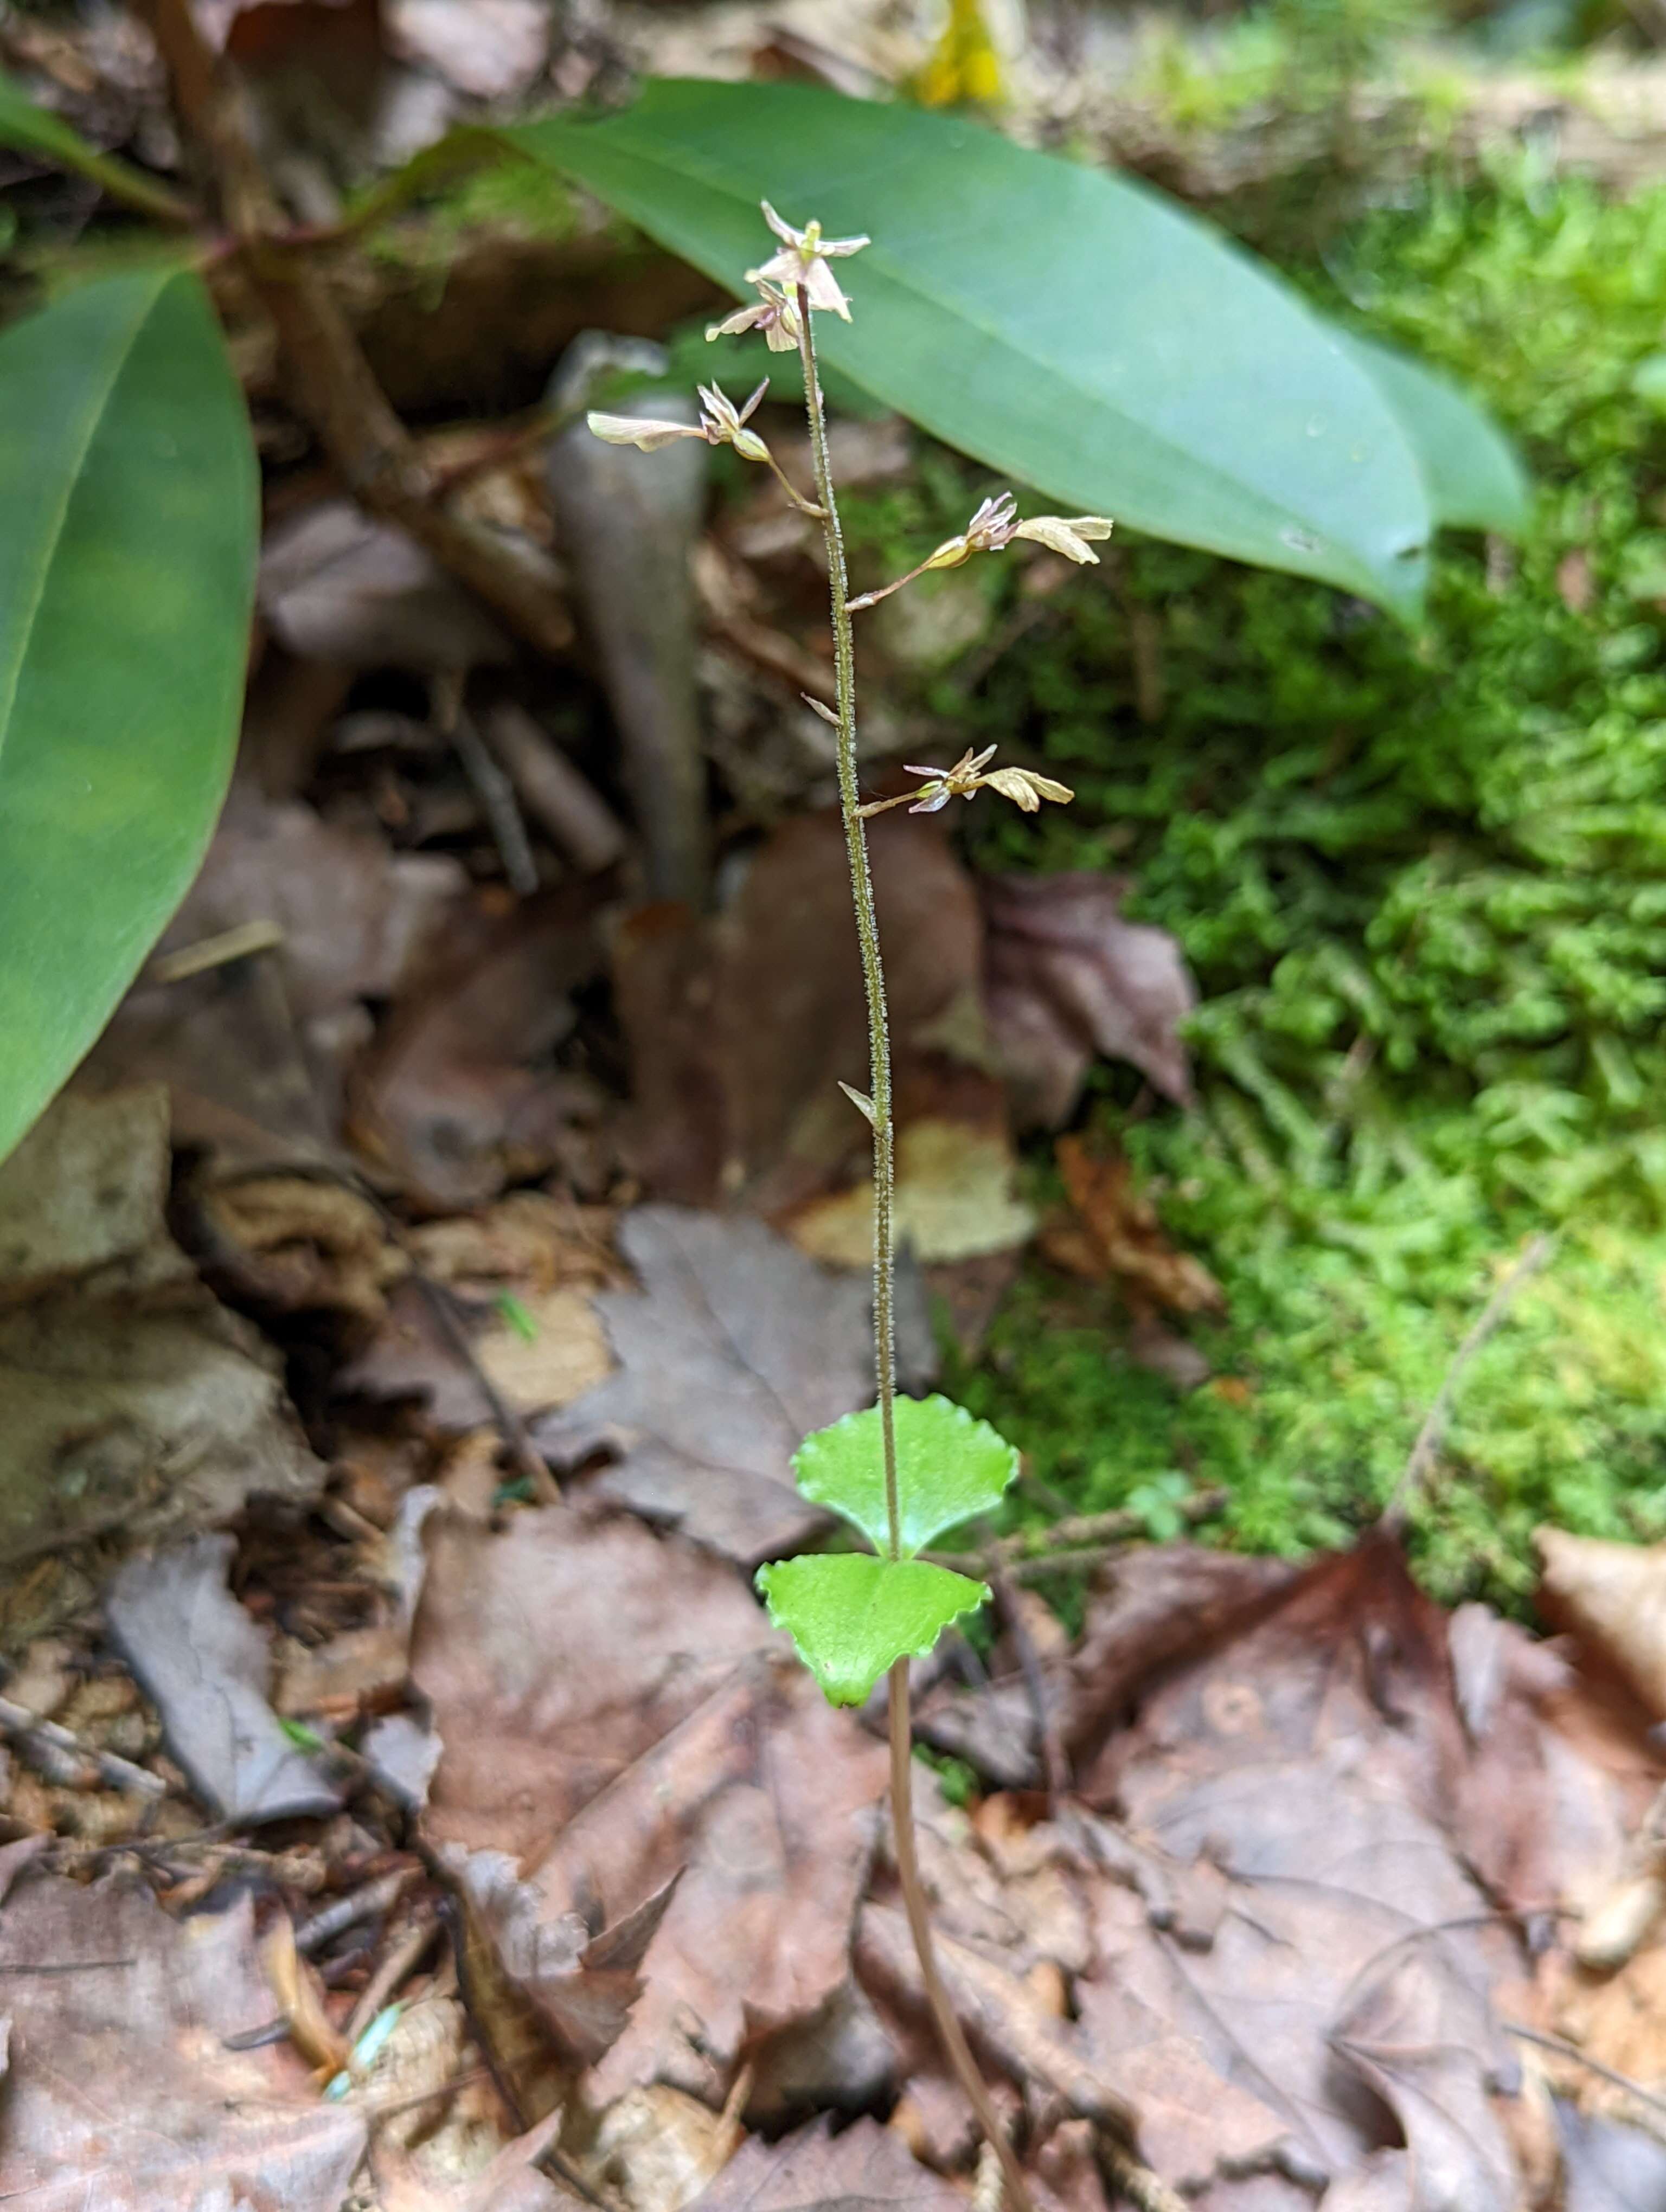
top-left (857, 164), bottom-right (1666, 1604)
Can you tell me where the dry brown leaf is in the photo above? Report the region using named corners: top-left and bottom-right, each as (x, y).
top-left (614, 810), bottom-right (1030, 1261)
top-left (411, 1505), bottom-right (887, 2107)
top-left (107, 1532), bottom-right (344, 1824)
top-left (0, 1089), bottom-right (323, 1567)
top-left (979, 871), bottom-right (1196, 1127)
top-left (687, 2116), bottom-right (963, 2212)
top-left (1537, 1527), bottom-right (1666, 1721)
top-left (1045, 1134), bottom-right (1224, 1318)
top-left (0, 1871), bottom-right (364, 2209)
top-left (533, 1206), bottom-right (883, 1564)
top-left (348, 890), bottom-right (605, 1208)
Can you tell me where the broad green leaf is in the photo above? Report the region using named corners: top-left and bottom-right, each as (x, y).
top-left (794, 1394), bottom-right (1018, 1558)
top-left (757, 1553), bottom-right (988, 1706)
top-left (507, 80), bottom-right (1434, 613)
top-left (1340, 330), bottom-right (1530, 536)
top-left (0, 67), bottom-right (192, 223)
top-left (0, 268), bottom-right (258, 1164)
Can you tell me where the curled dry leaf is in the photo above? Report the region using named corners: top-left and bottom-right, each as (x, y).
top-left (411, 1504), bottom-right (887, 2108)
top-left (1044, 1133), bottom-right (1224, 1319)
top-left (0, 1872), bottom-right (364, 2210)
top-left (1536, 1526), bottom-right (1666, 1721)
top-left (107, 1532), bottom-right (344, 1824)
top-left (979, 872), bottom-right (1196, 1127)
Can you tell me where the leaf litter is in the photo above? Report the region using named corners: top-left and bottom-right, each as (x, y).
top-left (0, 126), bottom-right (1649, 2205)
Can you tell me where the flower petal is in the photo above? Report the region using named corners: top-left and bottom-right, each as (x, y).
top-left (760, 200), bottom-right (803, 249)
top-left (1014, 516), bottom-right (1103, 563)
top-left (802, 259), bottom-right (853, 319)
top-left (586, 411), bottom-right (701, 452)
top-left (980, 768), bottom-right (1042, 811)
top-left (818, 232), bottom-right (871, 258)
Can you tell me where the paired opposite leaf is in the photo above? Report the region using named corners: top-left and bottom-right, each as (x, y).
top-left (794, 1393), bottom-right (1018, 1557)
top-left (510, 80), bottom-right (1440, 614)
top-left (0, 268), bottom-right (258, 1163)
top-left (760, 1395), bottom-right (1019, 1705)
top-left (757, 1553), bottom-right (988, 1707)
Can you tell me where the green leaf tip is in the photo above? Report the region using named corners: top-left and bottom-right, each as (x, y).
top-left (792, 1393), bottom-right (1018, 1557)
top-left (756, 1553), bottom-right (988, 1706)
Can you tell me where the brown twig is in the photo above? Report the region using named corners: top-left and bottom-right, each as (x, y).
top-left (0, 1692), bottom-right (167, 1801)
top-left (924, 1488), bottom-right (1228, 1579)
top-left (345, 1912), bottom-right (439, 2042)
top-left (1502, 2017), bottom-right (1666, 2127)
top-left (296, 1866), bottom-right (416, 1957)
top-left (1380, 1234), bottom-right (1553, 1533)
top-left (137, 0), bottom-right (571, 661)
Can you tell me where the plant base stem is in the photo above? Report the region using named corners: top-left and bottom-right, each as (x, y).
top-left (888, 1659), bottom-right (1038, 2212)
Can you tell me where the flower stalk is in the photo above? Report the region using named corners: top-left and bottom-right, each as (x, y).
top-left (794, 279), bottom-right (1040, 2212)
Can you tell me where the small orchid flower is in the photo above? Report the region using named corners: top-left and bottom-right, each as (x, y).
top-left (750, 201), bottom-right (870, 320)
top-left (707, 279), bottom-right (803, 353)
top-left (857, 744), bottom-right (1073, 820)
top-left (695, 378), bottom-right (771, 461)
top-left (848, 493), bottom-right (1114, 610)
top-left (587, 376), bottom-right (823, 516)
top-left (902, 745), bottom-right (997, 813)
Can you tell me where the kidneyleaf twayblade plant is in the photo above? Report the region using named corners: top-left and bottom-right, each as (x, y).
top-left (586, 201), bottom-right (1108, 2212)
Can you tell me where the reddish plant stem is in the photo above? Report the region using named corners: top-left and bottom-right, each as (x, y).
top-left (889, 1659), bottom-right (1037, 2212)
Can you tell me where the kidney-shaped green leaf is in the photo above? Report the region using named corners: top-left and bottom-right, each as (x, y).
top-left (0, 267), bottom-right (257, 1163)
top-left (1339, 330), bottom-right (1530, 537)
top-left (757, 1553), bottom-right (988, 1707)
top-left (794, 1394), bottom-right (1019, 1558)
top-left (509, 80), bottom-right (1432, 613)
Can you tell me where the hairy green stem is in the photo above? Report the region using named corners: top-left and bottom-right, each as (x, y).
top-left (798, 289), bottom-right (1037, 2212)
top-left (794, 287), bottom-right (900, 1563)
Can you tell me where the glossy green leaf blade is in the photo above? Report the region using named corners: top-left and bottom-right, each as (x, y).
top-left (0, 268), bottom-right (258, 1163)
top-left (0, 67), bottom-right (190, 221)
top-left (508, 80), bottom-right (1432, 613)
top-left (1339, 330), bottom-right (1530, 536)
top-left (757, 1554), bottom-right (988, 1707)
top-left (794, 1394), bottom-right (1018, 1558)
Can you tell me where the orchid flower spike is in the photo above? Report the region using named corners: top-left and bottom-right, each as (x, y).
top-left (750, 202), bottom-right (870, 320)
top-left (587, 377), bottom-right (771, 461)
top-left (707, 278), bottom-right (803, 353)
